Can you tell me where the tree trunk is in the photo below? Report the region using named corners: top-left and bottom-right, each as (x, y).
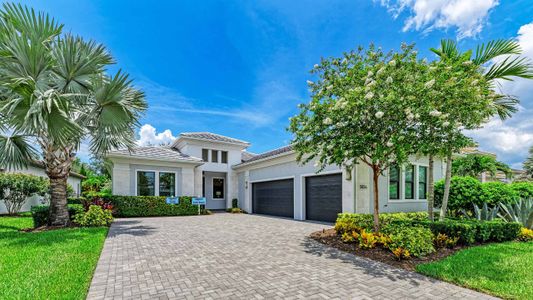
top-left (372, 166), bottom-right (380, 232)
top-left (43, 143), bottom-right (74, 227)
top-left (49, 176), bottom-right (70, 226)
top-left (427, 155), bottom-right (435, 221)
top-left (439, 152), bottom-right (453, 221)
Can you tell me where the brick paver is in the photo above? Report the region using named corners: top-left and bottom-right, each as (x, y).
top-left (87, 213), bottom-right (496, 299)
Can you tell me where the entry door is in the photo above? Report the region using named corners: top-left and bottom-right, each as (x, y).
top-left (305, 173), bottom-right (342, 222)
top-left (252, 179), bottom-right (294, 218)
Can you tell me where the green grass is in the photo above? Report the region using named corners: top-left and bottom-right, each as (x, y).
top-left (417, 241), bottom-right (533, 299)
top-left (0, 217), bottom-right (108, 300)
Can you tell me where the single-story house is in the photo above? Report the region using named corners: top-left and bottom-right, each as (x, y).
top-left (107, 132), bottom-right (445, 223)
top-left (0, 161), bottom-right (85, 214)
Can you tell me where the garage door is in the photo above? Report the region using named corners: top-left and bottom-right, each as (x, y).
top-left (252, 179), bottom-right (294, 218)
top-left (306, 173), bottom-right (342, 222)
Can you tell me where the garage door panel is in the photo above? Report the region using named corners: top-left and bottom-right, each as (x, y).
top-left (252, 179), bottom-right (294, 218)
top-left (306, 174), bottom-right (342, 222)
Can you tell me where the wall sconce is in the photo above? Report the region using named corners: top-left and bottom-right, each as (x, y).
top-left (344, 165), bottom-right (352, 181)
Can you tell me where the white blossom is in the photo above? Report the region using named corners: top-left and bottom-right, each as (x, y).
top-left (306, 80), bottom-right (314, 85)
top-left (424, 79), bottom-right (435, 89)
top-left (376, 67), bottom-right (385, 76)
top-left (367, 71), bottom-right (374, 77)
top-left (429, 110), bottom-right (442, 117)
top-left (313, 64), bottom-right (319, 69)
top-left (388, 60), bottom-right (396, 67)
top-left (386, 76), bottom-right (393, 84)
top-left (471, 80), bottom-right (478, 86)
top-left (326, 85), bottom-right (333, 90)
top-left (462, 60), bottom-right (473, 66)
top-left (404, 108), bottom-right (412, 114)
top-left (443, 121), bottom-right (450, 127)
top-left (323, 117), bottom-right (333, 125)
top-left (342, 58), bottom-right (347, 65)
top-left (407, 113), bottom-right (414, 120)
top-left (365, 92), bottom-right (374, 99)
top-left (375, 111), bottom-right (384, 118)
top-left (415, 113), bottom-right (420, 119)
top-left (386, 141), bottom-right (394, 147)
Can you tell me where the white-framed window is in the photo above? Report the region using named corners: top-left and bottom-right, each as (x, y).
top-left (221, 151), bottom-right (228, 164)
top-left (388, 163), bottom-right (428, 201)
top-left (202, 149), bottom-right (209, 161)
top-left (136, 170), bottom-right (177, 196)
top-left (211, 150), bottom-right (219, 163)
top-left (212, 177), bottom-right (224, 199)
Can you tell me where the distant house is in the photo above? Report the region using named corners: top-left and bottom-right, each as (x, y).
top-left (460, 147), bottom-right (525, 183)
top-left (107, 132), bottom-right (446, 223)
top-left (0, 161), bottom-right (85, 214)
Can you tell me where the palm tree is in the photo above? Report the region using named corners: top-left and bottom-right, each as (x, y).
top-left (524, 145), bottom-right (533, 179)
top-left (0, 4), bottom-right (146, 226)
top-left (430, 39), bottom-right (533, 220)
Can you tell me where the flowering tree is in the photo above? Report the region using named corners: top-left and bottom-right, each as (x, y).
top-left (289, 44), bottom-right (427, 231)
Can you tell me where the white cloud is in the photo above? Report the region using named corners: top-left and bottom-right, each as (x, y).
top-left (137, 124), bottom-right (176, 146)
top-left (377, 0), bottom-right (499, 39)
top-left (468, 22), bottom-right (533, 168)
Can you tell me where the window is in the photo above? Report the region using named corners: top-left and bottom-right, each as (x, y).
top-left (137, 171), bottom-right (155, 196)
top-left (419, 166), bottom-right (428, 199)
top-left (221, 151), bottom-right (228, 163)
top-left (159, 172), bottom-right (175, 197)
top-left (213, 178), bottom-right (224, 199)
top-left (211, 150), bottom-right (218, 163)
top-left (389, 166), bottom-right (400, 200)
top-left (405, 165), bottom-right (414, 199)
top-left (202, 149), bottom-right (209, 161)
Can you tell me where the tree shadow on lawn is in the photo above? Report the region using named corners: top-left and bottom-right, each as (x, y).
top-left (301, 237), bottom-right (438, 287)
top-left (107, 219), bottom-right (158, 238)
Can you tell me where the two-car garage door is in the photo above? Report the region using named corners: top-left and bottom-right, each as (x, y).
top-left (251, 173), bottom-right (342, 222)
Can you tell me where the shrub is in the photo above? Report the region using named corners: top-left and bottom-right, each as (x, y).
top-left (480, 182), bottom-right (518, 206)
top-left (383, 225), bottom-right (435, 257)
top-left (510, 182), bottom-right (533, 199)
top-left (232, 198), bottom-right (238, 209)
top-left (434, 176), bottom-right (483, 212)
top-left (335, 212), bottom-right (428, 234)
top-left (74, 205), bottom-right (113, 227)
top-left (434, 233), bottom-right (459, 249)
top-left (499, 198), bottom-right (533, 229)
top-left (0, 173), bottom-right (49, 215)
top-left (227, 207), bottom-right (243, 213)
top-left (358, 230), bottom-right (377, 249)
top-left (518, 227), bottom-right (533, 242)
top-left (81, 198), bottom-right (114, 212)
top-left (106, 196), bottom-right (199, 217)
top-left (31, 204), bottom-right (84, 228)
top-left (82, 175), bottom-right (111, 198)
top-left (392, 247), bottom-right (411, 260)
top-left (67, 197), bottom-right (86, 205)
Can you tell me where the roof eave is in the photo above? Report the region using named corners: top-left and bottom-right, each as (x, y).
top-left (232, 150), bottom-right (295, 170)
top-left (174, 136), bottom-right (250, 148)
top-left (107, 153), bottom-right (204, 165)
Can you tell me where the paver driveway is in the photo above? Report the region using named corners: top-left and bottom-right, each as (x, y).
top-left (87, 213), bottom-right (495, 300)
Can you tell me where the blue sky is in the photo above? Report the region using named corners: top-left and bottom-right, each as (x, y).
top-left (22, 0), bottom-right (533, 168)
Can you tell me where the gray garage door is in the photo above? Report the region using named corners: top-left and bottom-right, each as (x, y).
top-left (305, 173), bottom-right (342, 222)
top-left (252, 179), bottom-right (294, 218)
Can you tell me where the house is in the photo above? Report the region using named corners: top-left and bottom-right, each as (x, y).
top-left (0, 161), bottom-right (85, 214)
top-left (107, 132), bottom-right (446, 222)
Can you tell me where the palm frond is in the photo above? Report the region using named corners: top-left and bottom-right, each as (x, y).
top-left (1, 2), bottom-right (62, 43)
top-left (484, 56), bottom-right (533, 81)
top-left (0, 133), bottom-right (39, 169)
top-left (430, 39), bottom-right (459, 59)
top-left (490, 94), bottom-right (519, 121)
top-left (473, 39), bottom-right (521, 65)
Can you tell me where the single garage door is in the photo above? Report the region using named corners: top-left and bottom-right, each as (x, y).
top-left (252, 179), bottom-right (294, 218)
top-left (306, 173), bottom-right (342, 222)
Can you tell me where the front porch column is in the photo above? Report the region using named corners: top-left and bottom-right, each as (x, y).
top-left (193, 167), bottom-right (203, 197)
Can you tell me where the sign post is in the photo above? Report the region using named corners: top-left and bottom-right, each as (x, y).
top-left (192, 197), bottom-right (206, 215)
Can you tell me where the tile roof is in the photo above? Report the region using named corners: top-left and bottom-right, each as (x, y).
top-left (235, 145), bottom-right (293, 166)
top-left (180, 132), bottom-right (250, 146)
top-left (241, 151), bottom-right (257, 162)
top-left (108, 146), bottom-right (202, 163)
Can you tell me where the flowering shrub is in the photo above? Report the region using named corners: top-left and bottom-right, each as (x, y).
top-left (434, 233), bottom-right (459, 249)
top-left (358, 230), bottom-right (377, 249)
top-left (335, 212), bottom-right (428, 234)
top-left (518, 227), bottom-right (533, 242)
top-left (74, 205), bottom-right (113, 227)
top-left (392, 247), bottom-right (411, 260)
top-left (383, 225), bottom-right (435, 258)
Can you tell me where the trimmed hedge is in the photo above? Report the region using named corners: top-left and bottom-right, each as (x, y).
top-left (31, 204), bottom-right (84, 228)
top-left (434, 176), bottom-right (483, 211)
top-left (392, 219), bottom-right (522, 245)
top-left (510, 182), bottom-right (533, 199)
top-left (106, 196), bottom-right (200, 217)
top-left (335, 212), bottom-right (428, 234)
top-left (480, 182), bottom-right (518, 206)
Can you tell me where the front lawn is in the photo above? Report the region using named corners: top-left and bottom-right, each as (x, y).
top-left (416, 242), bottom-right (533, 299)
top-left (0, 217), bottom-right (108, 299)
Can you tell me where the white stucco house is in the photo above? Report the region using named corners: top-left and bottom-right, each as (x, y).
top-left (107, 132), bottom-right (445, 223)
top-left (0, 161), bottom-right (85, 214)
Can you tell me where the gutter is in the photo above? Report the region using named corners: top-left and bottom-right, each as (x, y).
top-left (232, 150), bottom-right (295, 170)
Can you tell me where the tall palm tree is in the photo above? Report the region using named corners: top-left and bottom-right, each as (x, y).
top-left (430, 39), bottom-right (533, 220)
top-left (0, 4), bottom-right (146, 226)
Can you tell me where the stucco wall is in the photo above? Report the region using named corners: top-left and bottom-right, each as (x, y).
top-left (203, 172), bottom-right (227, 210)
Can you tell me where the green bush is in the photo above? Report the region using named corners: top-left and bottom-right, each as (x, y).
top-left (67, 197), bottom-right (86, 205)
top-left (0, 173), bottom-right (49, 215)
top-left (480, 182), bottom-right (518, 206)
top-left (510, 182), bottom-right (533, 199)
top-left (394, 219), bottom-right (522, 245)
top-left (74, 205), bottom-right (113, 227)
top-left (383, 225), bottom-right (435, 257)
top-left (335, 212), bottom-right (428, 234)
top-left (232, 198), bottom-right (238, 209)
top-left (30, 204), bottom-right (84, 228)
top-left (434, 176), bottom-right (483, 212)
top-left (106, 196), bottom-right (200, 217)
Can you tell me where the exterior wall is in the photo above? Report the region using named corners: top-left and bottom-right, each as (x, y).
top-left (0, 166), bottom-right (83, 214)
top-left (203, 172), bottom-right (227, 210)
top-left (110, 157), bottom-right (198, 197)
top-left (235, 153), bottom-right (355, 220)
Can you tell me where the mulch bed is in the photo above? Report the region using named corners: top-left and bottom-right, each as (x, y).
top-left (310, 228), bottom-right (468, 271)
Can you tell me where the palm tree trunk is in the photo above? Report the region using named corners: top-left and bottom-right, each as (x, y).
top-left (43, 143), bottom-right (74, 226)
top-left (427, 155), bottom-right (435, 221)
top-left (439, 152), bottom-right (453, 221)
top-left (372, 165), bottom-right (381, 232)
